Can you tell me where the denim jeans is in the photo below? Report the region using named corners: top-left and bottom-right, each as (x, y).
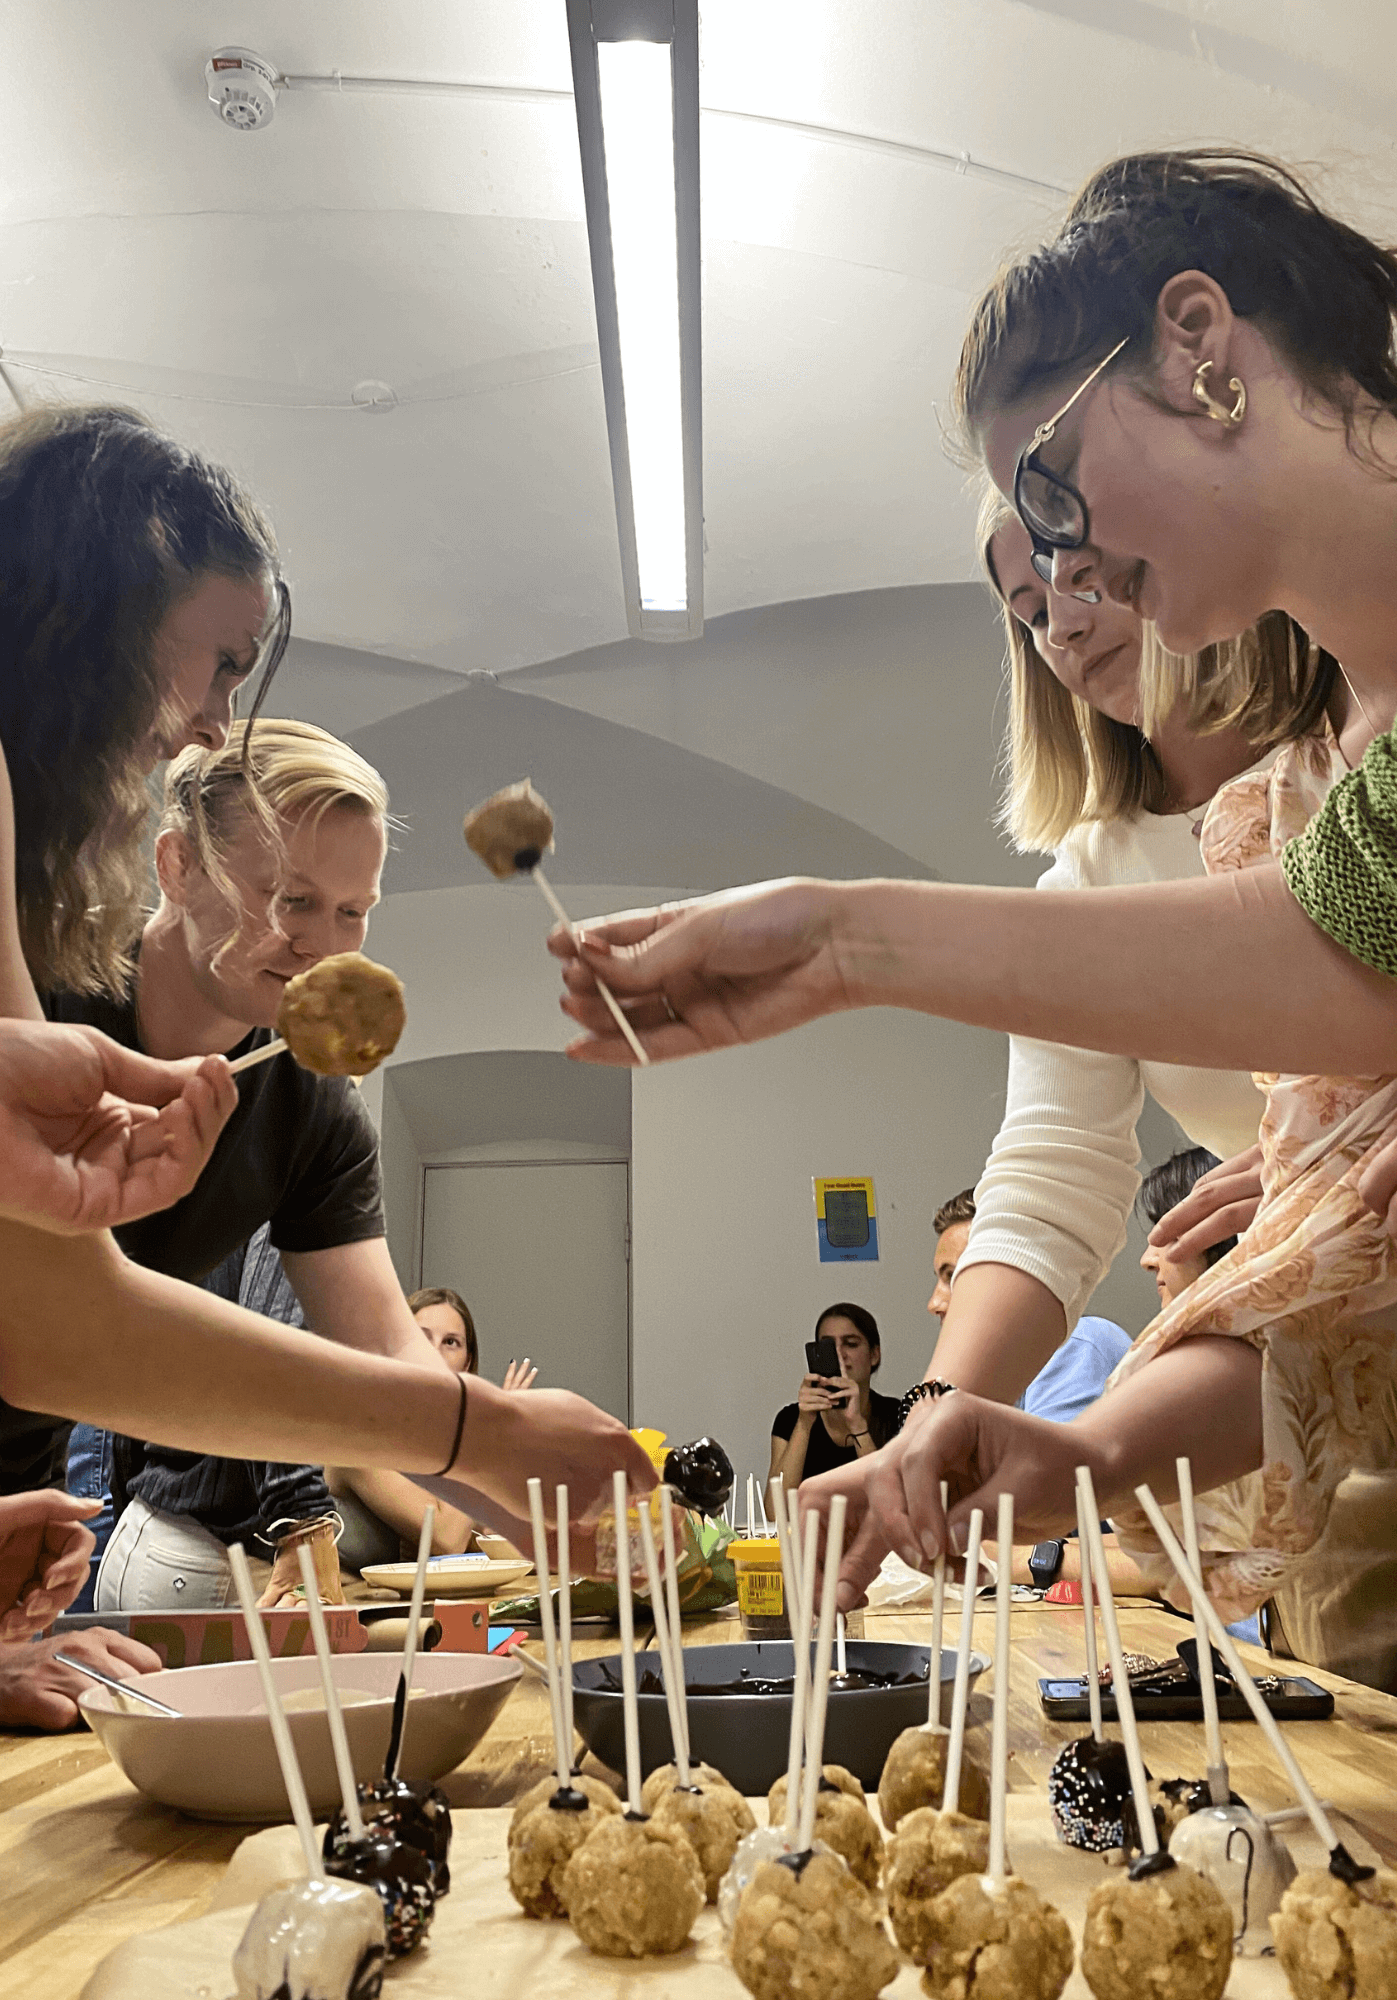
top-left (64, 1425), bottom-right (115, 1614)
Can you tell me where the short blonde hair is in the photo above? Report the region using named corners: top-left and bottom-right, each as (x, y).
top-left (161, 717), bottom-right (390, 910)
top-left (980, 491), bottom-right (1334, 852)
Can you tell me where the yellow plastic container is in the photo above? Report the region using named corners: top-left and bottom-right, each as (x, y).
top-left (730, 1536), bottom-right (790, 1640)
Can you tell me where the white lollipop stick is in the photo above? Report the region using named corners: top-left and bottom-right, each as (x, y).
top-left (296, 1543), bottom-right (364, 1844)
top-left (392, 1503), bottom-right (435, 1780)
top-left (636, 1499), bottom-right (690, 1787)
top-left (768, 1479), bottom-right (793, 1630)
top-left (797, 1495), bottom-right (847, 1853)
top-left (1133, 1483), bottom-right (1347, 1860)
top-left (229, 1543), bottom-right (319, 1875)
top-left (526, 1479), bottom-right (574, 1788)
top-left (835, 1612), bottom-right (847, 1681)
top-left (929, 1478), bottom-right (948, 1728)
top-left (228, 1036), bottom-right (288, 1074)
top-left (783, 1509), bottom-right (820, 1845)
top-left (746, 1474), bottom-right (755, 1540)
top-left (988, 1492), bottom-right (1013, 1887)
top-left (532, 868), bottom-right (650, 1066)
top-left (1077, 1468), bottom-right (1156, 1855)
top-left (611, 1473), bottom-right (644, 1815)
top-left (659, 1488), bottom-right (691, 1766)
top-left (1075, 1481), bottom-right (1104, 1744)
top-left (1176, 1457), bottom-right (1228, 1805)
top-left (941, 1507), bottom-right (984, 1815)
top-left (556, 1484), bottom-right (575, 1755)
top-left (784, 1491), bottom-right (805, 1633)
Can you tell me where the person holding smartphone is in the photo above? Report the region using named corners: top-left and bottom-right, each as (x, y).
top-left (769, 1304), bottom-right (900, 1492)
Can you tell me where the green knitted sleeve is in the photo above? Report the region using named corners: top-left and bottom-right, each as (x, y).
top-left (1281, 727), bottom-right (1397, 979)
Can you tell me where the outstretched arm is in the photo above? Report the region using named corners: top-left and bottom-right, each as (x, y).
top-left (554, 867), bottom-right (1395, 1077)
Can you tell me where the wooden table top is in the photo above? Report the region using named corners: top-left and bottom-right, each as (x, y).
top-left (3, 1599), bottom-right (1394, 2000)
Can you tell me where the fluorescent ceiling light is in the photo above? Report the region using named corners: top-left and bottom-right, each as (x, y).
top-left (568, 0), bottom-right (702, 640)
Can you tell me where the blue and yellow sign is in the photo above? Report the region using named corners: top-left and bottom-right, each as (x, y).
top-left (813, 1177), bottom-right (879, 1263)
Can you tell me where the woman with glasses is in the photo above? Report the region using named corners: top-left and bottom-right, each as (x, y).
top-left (551, 151), bottom-right (1397, 1684)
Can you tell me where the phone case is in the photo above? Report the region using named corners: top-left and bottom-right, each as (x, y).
top-left (1036, 1675), bottom-right (1334, 1722)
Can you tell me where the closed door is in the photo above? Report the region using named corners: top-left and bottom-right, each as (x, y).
top-left (420, 1162), bottom-right (630, 1421)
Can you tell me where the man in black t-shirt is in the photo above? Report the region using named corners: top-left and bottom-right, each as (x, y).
top-left (769, 1303), bottom-right (900, 1491)
top-left (0, 720), bottom-right (440, 1725)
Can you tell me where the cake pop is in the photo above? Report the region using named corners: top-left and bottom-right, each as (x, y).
top-left (462, 777), bottom-right (649, 1065)
top-left (731, 1851), bottom-right (899, 2000)
top-left (1271, 1866), bottom-right (1397, 1998)
top-left (231, 1879), bottom-right (387, 2000)
top-left (920, 1495), bottom-right (1074, 2000)
top-left (879, 1727), bottom-right (991, 1836)
top-left (765, 1766), bottom-right (882, 1892)
top-left (884, 1805), bottom-right (990, 1960)
top-left (640, 1761), bottom-right (739, 1812)
top-left (230, 952), bottom-right (406, 1079)
top-left (652, 1782), bottom-right (757, 1902)
top-left (1074, 1474), bottom-right (1232, 2000)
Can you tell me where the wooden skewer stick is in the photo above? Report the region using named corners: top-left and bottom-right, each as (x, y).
top-left (1075, 1481), bottom-right (1104, 1744)
top-left (229, 1543), bottom-right (320, 1876)
top-left (1175, 1457), bottom-right (1228, 1805)
top-left (636, 1498), bottom-right (690, 1787)
top-left (228, 1036), bottom-right (288, 1075)
top-left (659, 1488), bottom-right (691, 1767)
top-left (783, 1509), bottom-right (820, 1847)
top-left (987, 1492), bottom-right (1014, 1888)
top-left (796, 1495), bottom-right (848, 1854)
top-left (526, 1480), bottom-right (574, 1789)
top-left (531, 867), bottom-right (650, 1067)
top-left (611, 1473), bottom-right (644, 1816)
top-left (297, 1543), bottom-right (365, 1843)
top-left (941, 1506), bottom-right (984, 1815)
top-left (1077, 1469), bottom-right (1157, 1857)
top-left (1134, 1482), bottom-right (1362, 1872)
top-left (392, 1504), bottom-right (435, 1780)
top-left (928, 1478), bottom-right (948, 1728)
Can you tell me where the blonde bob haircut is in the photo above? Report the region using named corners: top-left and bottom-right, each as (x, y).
top-left (979, 490), bottom-right (1335, 853)
top-left (160, 717), bottom-right (391, 912)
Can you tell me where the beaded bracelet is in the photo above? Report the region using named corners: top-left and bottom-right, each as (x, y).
top-left (896, 1379), bottom-right (957, 1432)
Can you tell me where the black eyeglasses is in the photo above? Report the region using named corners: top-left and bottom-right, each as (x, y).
top-left (1013, 338), bottom-right (1129, 583)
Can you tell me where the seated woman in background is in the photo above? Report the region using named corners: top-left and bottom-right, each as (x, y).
top-left (327, 1288), bottom-right (538, 1574)
top-left (1137, 1149), bottom-right (1239, 1311)
top-left (769, 1304), bottom-right (900, 1492)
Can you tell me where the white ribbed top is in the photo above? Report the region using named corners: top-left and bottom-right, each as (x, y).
top-left (961, 800), bottom-right (1267, 1327)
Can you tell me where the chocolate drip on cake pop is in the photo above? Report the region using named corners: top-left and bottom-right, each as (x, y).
top-left (663, 1436), bottom-right (734, 1516)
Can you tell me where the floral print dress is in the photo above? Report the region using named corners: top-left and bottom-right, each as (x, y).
top-left (1110, 727), bottom-right (1397, 1633)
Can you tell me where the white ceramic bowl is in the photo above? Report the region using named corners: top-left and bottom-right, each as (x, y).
top-left (475, 1534), bottom-right (525, 1564)
top-left (359, 1555), bottom-right (531, 1599)
top-left (79, 1649), bottom-right (519, 1821)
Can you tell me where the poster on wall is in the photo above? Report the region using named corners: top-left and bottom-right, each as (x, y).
top-left (813, 1177), bottom-right (879, 1262)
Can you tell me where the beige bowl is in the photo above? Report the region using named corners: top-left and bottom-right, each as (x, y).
top-left (79, 1649), bottom-right (519, 1821)
top-left (475, 1533), bottom-right (525, 1563)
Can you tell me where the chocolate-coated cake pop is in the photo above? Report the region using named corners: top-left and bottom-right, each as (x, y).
top-left (324, 1832), bottom-right (436, 1958)
top-left (323, 1776), bottom-right (451, 1893)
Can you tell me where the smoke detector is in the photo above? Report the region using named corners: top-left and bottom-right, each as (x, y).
top-left (205, 48), bottom-right (278, 131)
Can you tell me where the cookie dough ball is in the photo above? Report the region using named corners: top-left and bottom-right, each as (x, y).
top-left (507, 1785), bottom-right (620, 1919)
top-left (732, 1851), bottom-right (899, 2000)
top-left (508, 1772), bottom-right (620, 1834)
top-left (1270, 1865), bottom-right (1397, 1999)
top-left (1081, 1861), bottom-right (1234, 2000)
top-left (651, 1783), bottom-right (757, 1900)
top-left (641, 1760), bottom-right (739, 1813)
top-left (276, 952), bottom-right (405, 1077)
top-left (768, 1767), bottom-right (883, 1892)
top-left (921, 1874), bottom-right (1073, 2000)
top-left (885, 1809), bottom-right (991, 1960)
top-left (463, 779), bottom-right (555, 878)
top-left (561, 1812), bottom-right (705, 1957)
top-left (879, 1724), bottom-right (991, 1833)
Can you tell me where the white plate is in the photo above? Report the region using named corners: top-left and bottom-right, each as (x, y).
top-left (359, 1555), bottom-right (532, 1598)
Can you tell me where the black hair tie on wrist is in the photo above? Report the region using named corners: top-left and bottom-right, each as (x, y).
top-left (436, 1372), bottom-right (468, 1477)
top-left (896, 1379), bottom-right (956, 1432)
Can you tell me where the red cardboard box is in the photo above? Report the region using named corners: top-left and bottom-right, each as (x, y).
top-left (122, 1605), bottom-right (367, 1671)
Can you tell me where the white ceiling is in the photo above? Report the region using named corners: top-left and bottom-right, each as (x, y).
top-left (4, 0), bottom-right (1395, 681)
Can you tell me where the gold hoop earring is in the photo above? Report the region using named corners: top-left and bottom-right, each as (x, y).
top-left (1192, 359), bottom-right (1246, 427)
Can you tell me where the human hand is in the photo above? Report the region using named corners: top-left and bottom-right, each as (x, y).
top-left (795, 1373), bottom-right (842, 1418)
top-left (0, 1628), bottom-right (163, 1731)
top-left (551, 879), bottom-right (854, 1066)
top-left (799, 1392), bottom-right (1099, 1613)
top-left (1147, 1142), bottom-right (1263, 1263)
top-left (0, 1490), bottom-right (102, 1638)
top-left (818, 1374), bottom-right (860, 1444)
top-left (1358, 1119), bottom-right (1397, 1237)
top-left (502, 1358), bottom-right (539, 1392)
top-left (0, 1020), bottom-right (237, 1234)
top-left (257, 1523), bottom-right (344, 1609)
